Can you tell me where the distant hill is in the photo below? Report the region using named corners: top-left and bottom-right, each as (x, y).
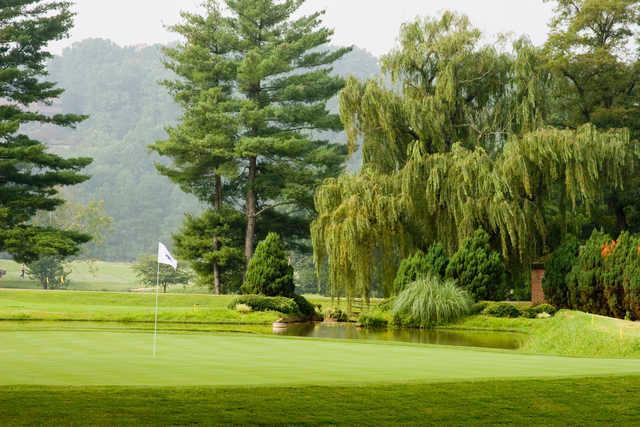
top-left (41, 39), bottom-right (380, 261)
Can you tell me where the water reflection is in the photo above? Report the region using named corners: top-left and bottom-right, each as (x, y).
top-left (274, 322), bottom-right (524, 350)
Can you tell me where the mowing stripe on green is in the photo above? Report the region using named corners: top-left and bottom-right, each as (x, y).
top-left (2, 330), bottom-right (640, 386)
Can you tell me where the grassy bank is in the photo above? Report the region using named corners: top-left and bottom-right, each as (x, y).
top-left (0, 289), bottom-right (279, 324)
top-left (443, 310), bottom-right (640, 358)
top-left (2, 376), bottom-right (640, 425)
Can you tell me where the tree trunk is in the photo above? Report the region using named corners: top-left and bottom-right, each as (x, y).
top-left (212, 174), bottom-right (223, 295)
top-left (244, 156), bottom-right (258, 262)
top-left (163, 283), bottom-right (167, 293)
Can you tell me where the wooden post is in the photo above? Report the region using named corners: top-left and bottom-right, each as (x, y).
top-left (531, 262), bottom-right (545, 305)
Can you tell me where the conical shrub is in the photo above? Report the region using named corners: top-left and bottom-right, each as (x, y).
top-left (241, 233), bottom-right (295, 297)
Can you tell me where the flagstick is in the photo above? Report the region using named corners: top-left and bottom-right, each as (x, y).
top-left (153, 261), bottom-right (160, 357)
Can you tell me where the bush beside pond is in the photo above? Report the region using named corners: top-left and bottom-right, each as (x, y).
top-left (392, 275), bottom-right (471, 329)
top-left (229, 295), bottom-right (301, 315)
top-left (358, 312), bottom-right (389, 329)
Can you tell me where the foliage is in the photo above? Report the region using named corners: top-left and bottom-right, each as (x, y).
top-left (601, 232), bottom-right (633, 318)
top-left (523, 304), bottom-right (557, 318)
top-left (470, 301), bottom-right (490, 315)
top-left (242, 233), bottom-right (295, 298)
top-left (445, 229), bottom-right (505, 301)
top-left (43, 39), bottom-right (200, 261)
top-left (132, 256), bottom-right (192, 293)
top-left (292, 295), bottom-right (316, 317)
top-left (567, 230), bottom-right (611, 314)
top-left (26, 257), bottom-right (70, 290)
top-left (312, 11), bottom-right (635, 306)
top-left (542, 236), bottom-right (580, 308)
top-left (392, 275), bottom-right (471, 328)
top-left (173, 209), bottom-right (245, 294)
top-left (545, 0), bottom-right (640, 234)
top-left (228, 295), bottom-right (300, 315)
top-left (39, 40), bottom-right (378, 263)
top-left (323, 308), bottom-right (349, 322)
top-left (482, 303), bottom-right (522, 318)
top-left (393, 244), bottom-right (449, 294)
top-left (32, 195), bottom-right (113, 260)
top-left (151, 0), bottom-right (349, 272)
top-left (377, 297), bottom-right (396, 312)
top-left (0, 0), bottom-right (92, 263)
top-left (357, 312), bottom-right (389, 329)
top-left (234, 304), bottom-right (252, 314)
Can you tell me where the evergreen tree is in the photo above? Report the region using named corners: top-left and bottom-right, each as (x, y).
top-left (0, 0), bottom-right (92, 263)
top-left (152, 0), bottom-right (349, 290)
top-left (241, 232), bottom-right (294, 297)
top-left (173, 209), bottom-right (245, 294)
top-left (445, 229), bottom-right (505, 301)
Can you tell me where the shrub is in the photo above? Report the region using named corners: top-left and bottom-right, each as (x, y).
top-left (324, 308), bottom-right (348, 322)
top-left (241, 233), bottom-right (294, 297)
top-left (228, 295), bottom-right (299, 314)
top-left (393, 244), bottom-right (449, 293)
top-left (523, 303), bottom-right (557, 318)
top-left (445, 229), bottom-right (505, 301)
top-left (292, 295), bottom-right (316, 317)
top-left (566, 230), bottom-right (610, 315)
top-left (235, 303), bottom-right (252, 313)
top-left (542, 236), bottom-right (579, 308)
top-left (470, 301), bottom-right (489, 315)
top-left (358, 312), bottom-right (389, 329)
top-left (482, 302), bottom-right (521, 318)
top-left (392, 275), bottom-right (471, 328)
top-left (602, 232), bottom-right (636, 319)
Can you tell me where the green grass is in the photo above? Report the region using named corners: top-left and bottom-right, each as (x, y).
top-left (2, 376), bottom-right (640, 426)
top-left (0, 289), bottom-right (279, 324)
top-left (446, 310), bottom-right (640, 358)
top-left (2, 326), bottom-right (640, 386)
top-left (0, 259), bottom-right (211, 293)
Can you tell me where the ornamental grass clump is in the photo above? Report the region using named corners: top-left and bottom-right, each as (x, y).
top-left (392, 275), bottom-right (471, 328)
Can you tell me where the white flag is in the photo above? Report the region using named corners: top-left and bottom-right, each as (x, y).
top-left (158, 242), bottom-right (178, 270)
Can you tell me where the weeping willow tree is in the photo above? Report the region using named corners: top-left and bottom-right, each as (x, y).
top-left (312, 12), bottom-right (636, 304)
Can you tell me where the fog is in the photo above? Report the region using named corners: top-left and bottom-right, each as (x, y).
top-left (51, 0), bottom-right (554, 55)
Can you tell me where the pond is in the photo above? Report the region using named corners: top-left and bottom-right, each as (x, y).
top-left (0, 321), bottom-right (525, 350)
top-left (274, 322), bottom-right (525, 350)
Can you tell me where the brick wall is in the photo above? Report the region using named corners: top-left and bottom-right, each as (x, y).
top-left (531, 268), bottom-right (545, 304)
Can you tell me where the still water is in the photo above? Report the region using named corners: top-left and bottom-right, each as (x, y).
top-left (275, 322), bottom-right (524, 350)
top-left (0, 321), bottom-right (525, 350)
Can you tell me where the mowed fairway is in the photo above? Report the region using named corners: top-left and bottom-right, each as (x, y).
top-left (2, 327), bottom-right (640, 387)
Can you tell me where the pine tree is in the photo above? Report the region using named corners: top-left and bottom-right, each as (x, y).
top-left (0, 0), bottom-right (92, 263)
top-left (152, 0), bottom-right (349, 290)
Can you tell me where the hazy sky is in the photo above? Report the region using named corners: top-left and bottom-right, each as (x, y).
top-left (51, 1), bottom-right (555, 56)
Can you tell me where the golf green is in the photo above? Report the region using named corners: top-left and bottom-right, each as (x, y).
top-left (2, 328), bottom-right (640, 386)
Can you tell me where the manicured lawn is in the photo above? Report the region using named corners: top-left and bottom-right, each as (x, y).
top-left (0, 289), bottom-right (279, 324)
top-left (0, 259), bottom-right (213, 293)
top-left (2, 327), bottom-right (640, 386)
top-left (448, 310), bottom-right (640, 358)
top-left (1, 377), bottom-right (640, 425)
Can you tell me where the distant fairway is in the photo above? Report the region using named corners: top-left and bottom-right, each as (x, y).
top-left (0, 259), bottom-right (139, 292)
top-left (2, 326), bottom-right (640, 387)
